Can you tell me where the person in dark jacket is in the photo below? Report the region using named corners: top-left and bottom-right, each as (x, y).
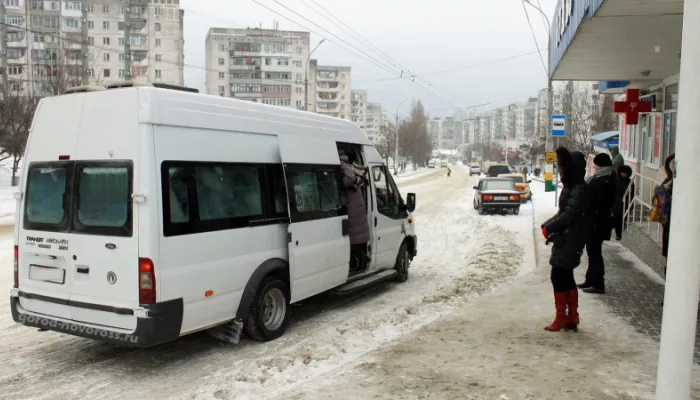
top-left (339, 150), bottom-right (371, 272)
top-left (612, 165), bottom-right (635, 240)
top-left (662, 153), bottom-right (675, 276)
top-left (541, 147), bottom-right (590, 332)
top-left (577, 153), bottom-right (616, 294)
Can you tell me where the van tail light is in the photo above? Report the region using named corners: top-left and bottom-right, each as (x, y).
top-left (13, 246), bottom-right (18, 288)
top-left (509, 195), bottom-right (521, 201)
top-left (139, 258), bottom-right (156, 304)
top-left (482, 195), bottom-right (494, 201)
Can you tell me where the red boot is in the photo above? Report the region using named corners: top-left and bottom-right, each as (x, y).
top-left (544, 292), bottom-right (568, 332)
top-left (564, 289), bottom-right (579, 332)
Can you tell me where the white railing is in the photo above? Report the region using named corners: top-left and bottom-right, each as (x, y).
top-left (622, 172), bottom-right (664, 244)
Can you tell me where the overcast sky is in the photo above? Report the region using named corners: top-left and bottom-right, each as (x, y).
top-left (179, 0), bottom-right (558, 118)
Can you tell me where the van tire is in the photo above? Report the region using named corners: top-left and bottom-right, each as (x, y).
top-left (243, 277), bottom-right (291, 342)
top-left (394, 242), bottom-right (410, 283)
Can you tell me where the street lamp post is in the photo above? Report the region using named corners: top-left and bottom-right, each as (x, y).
top-left (394, 99), bottom-right (409, 174)
top-left (523, 0), bottom-right (556, 202)
top-left (304, 39), bottom-right (325, 112)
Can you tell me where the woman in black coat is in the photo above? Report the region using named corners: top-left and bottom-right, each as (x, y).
top-left (541, 147), bottom-right (590, 332)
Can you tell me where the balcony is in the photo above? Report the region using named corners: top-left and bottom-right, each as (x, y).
top-left (317, 92), bottom-right (338, 101)
top-left (316, 102), bottom-right (339, 111)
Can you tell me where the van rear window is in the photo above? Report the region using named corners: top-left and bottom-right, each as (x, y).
top-left (23, 161), bottom-right (133, 236)
top-left (75, 167), bottom-right (130, 231)
top-left (25, 166), bottom-right (69, 228)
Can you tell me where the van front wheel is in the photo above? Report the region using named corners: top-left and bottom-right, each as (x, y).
top-left (244, 277), bottom-right (291, 342)
top-left (394, 242), bottom-right (410, 283)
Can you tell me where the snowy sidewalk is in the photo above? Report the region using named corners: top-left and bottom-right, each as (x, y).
top-left (279, 211), bottom-right (700, 399)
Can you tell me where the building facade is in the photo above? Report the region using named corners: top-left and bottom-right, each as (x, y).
top-left (515, 98), bottom-right (537, 140)
top-left (365, 101), bottom-right (383, 144)
top-left (205, 27), bottom-right (309, 109)
top-left (2, 0), bottom-right (185, 97)
top-left (351, 89), bottom-right (367, 129)
top-left (310, 64), bottom-right (351, 119)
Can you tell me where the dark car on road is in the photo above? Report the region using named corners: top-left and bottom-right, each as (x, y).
top-left (486, 164), bottom-right (511, 177)
top-left (473, 178), bottom-right (521, 215)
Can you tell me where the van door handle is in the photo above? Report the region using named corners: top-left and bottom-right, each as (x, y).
top-left (76, 267), bottom-right (89, 274)
top-left (374, 217), bottom-right (377, 227)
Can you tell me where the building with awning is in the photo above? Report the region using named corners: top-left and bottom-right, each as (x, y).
top-left (551, 0), bottom-right (681, 187)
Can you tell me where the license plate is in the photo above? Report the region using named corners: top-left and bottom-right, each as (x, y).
top-left (29, 265), bottom-right (65, 284)
top-left (495, 196), bottom-right (508, 201)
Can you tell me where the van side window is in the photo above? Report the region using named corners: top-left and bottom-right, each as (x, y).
top-left (285, 165), bottom-right (344, 222)
top-left (161, 161), bottom-right (288, 237)
top-left (194, 165), bottom-right (263, 220)
top-left (167, 166), bottom-right (189, 223)
top-left (373, 165), bottom-right (401, 218)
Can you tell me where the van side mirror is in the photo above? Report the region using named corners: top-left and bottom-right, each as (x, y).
top-left (473, 186), bottom-right (478, 190)
top-left (527, 180), bottom-right (532, 183)
top-left (406, 193), bottom-right (416, 212)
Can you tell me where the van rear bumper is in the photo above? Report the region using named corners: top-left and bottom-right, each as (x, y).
top-left (10, 291), bottom-right (183, 348)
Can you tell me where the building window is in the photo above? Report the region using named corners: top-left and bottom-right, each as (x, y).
top-left (8, 65), bottom-right (23, 75)
top-left (154, 7), bottom-right (163, 15)
top-left (65, 1), bottom-right (80, 10)
top-left (155, 23), bottom-right (161, 32)
top-left (119, 53), bottom-right (125, 61)
top-left (296, 47), bottom-right (302, 54)
top-left (119, 38), bottom-right (124, 45)
top-left (218, 58), bottom-right (225, 66)
top-left (219, 86), bottom-right (225, 94)
top-left (155, 70), bottom-right (162, 79)
top-left (88, 37), bottom-right (94, 45)
top-left (265, 58), bottom-right (271, 66)
top-left (103, 69), bottom-right (111, 77)
top-left (296, 73), bottom-right (302, 81)
top-left (155, 54), bottom-right (162, 62)
top-left (103, 37), bottom-right (110, 45)
top-left (5, 15), bottom-right (24, 26)
top-left (119, 69), bottom-right (125, 78)
top-left (65, 18), bottom-right (80, 29)
top-left (218, 72), bottom-right (225, 79)
top-left (5, 0), bottom-right (20, 7)
top-left (103, 5), bottom-right (109, 13)
top-left (88, 21), bottom-right (94, 29)
top-left (86, 4), bottom-right (93, 12)
top-left (103, 53), bottom-right (110, 62)
top-left (155, 39), bottom-right (161, 47)
top-left (219, 44), bottom-right (226, 52)
top-left (103, 21), bottom-right (109, 30)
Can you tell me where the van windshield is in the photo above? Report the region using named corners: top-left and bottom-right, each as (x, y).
top-left (24, 161), bottom-right (133, 236)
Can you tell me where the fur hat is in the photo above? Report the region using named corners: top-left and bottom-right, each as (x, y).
top-left (618, 165), bottom-right (632, 177)
top-left (593, 153), bottom-right (613, 167)
top-left (556, 147), bottom-right (587, 187)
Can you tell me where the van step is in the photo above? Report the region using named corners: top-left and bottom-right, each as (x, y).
top-left (331, 269), bottom-right (397, 296)
top-left (207, 319), bottom-right (244, 344)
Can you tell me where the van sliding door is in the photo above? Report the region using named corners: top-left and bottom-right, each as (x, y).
top-left (278, 136), bottom-right (350, 302)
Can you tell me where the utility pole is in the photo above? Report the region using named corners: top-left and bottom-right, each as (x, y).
top-left (304, 38), bottom-right (325, 111)
top-left (81, 2), bottom-right (89, 85)
top-left (0, 2), bottom-right (7, 90)
top-left (123, 0), bottom-right (131, 81)
top-left (655, 2), bottom-right (700, 398)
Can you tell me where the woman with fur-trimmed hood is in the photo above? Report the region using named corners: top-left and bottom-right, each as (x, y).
top-left (541, 147), bottom-right (590, 332)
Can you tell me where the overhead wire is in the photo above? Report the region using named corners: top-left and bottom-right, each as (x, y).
top-left (249, 0), bottom-right (462, 109)
top-left (519, 0), bottom-right (548, 76)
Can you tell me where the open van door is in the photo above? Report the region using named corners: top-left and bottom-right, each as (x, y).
top-left (279, 136), bottom-right (350, 302)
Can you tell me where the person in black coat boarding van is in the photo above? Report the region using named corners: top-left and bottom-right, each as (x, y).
top-left (541, 147), bottom-right (590, 332)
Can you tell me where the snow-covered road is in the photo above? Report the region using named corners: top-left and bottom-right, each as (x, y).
top-left (0, 166), bottom-right (535, 400)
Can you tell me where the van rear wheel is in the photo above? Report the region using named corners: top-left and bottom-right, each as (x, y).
top-left (244, 277), bottom-right (291, 342)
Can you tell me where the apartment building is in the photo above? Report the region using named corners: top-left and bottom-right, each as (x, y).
top-left (351, 89), bottom-right (367, 129)
top-left (501, 104), bottom-right (517, 140)
top-left (2, 0), bottom-right (184, 97)
top-left (309, 63), bottom-right (351, 119)
top-left (489, 108), bottom-right (503, 142)
top-left (535, 88), bottom-right (564, 138)
top-left (515, 98), bottom-right (537, 140)
top-left (365, 101), bottom-right (383, 144)
top-left (205, 27), bottom-right (309, 109)
top-left (428, 117), bottom-right (442, 148)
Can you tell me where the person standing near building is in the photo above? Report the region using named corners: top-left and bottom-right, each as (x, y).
top-left (661, 153), bottom-right (676, 277)
top-left (541, 147), bottom-right (590, 332)
top-left (578, 153), bottom-right (617, 294)
top-left (611, 146), bottom-right (624, 173)
top-left (612, 165), bottom-right (635, 240)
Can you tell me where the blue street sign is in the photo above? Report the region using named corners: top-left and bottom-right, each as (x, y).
top-left (551, 114), bottom-right (567, 137)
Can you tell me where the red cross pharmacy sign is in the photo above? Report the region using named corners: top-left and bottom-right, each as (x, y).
top-left (613, 89), bottom-right (653, 125)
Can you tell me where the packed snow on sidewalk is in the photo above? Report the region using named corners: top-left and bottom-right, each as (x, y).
top-left (0, 168), bottom-right (532, 400)
top-left (0, 158), bottom-right (20, 226)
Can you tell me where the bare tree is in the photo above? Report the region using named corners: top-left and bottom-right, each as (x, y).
top-left (593, 94), bottom-right (618, 133)
top-left (559, 81), bottom-right (596, 154)
top-left (398, 100), bottom-right (431, 166)
top-left (0, 84), bottom-right (38, 185)
top-left (375, 121), bottom-right (396, 165)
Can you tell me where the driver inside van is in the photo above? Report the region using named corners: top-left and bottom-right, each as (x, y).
top-left (339, 150), bottom-right (371, 272)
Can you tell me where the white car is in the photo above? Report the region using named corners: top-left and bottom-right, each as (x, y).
top-left (11, 82), bottom-right (418, 347)
top-left (469, 163), bottom-right (481, 176)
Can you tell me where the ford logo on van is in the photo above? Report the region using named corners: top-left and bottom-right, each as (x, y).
top-left (107, 272), bottom-right (117, 285)
top-left (105, 243), bottom-right (117, 250)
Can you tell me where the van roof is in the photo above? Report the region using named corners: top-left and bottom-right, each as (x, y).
top-left (46, 86), bottom-right (371, 146)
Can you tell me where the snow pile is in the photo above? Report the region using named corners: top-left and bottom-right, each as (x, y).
top-left (0, 158), bottom-right (20, 226)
